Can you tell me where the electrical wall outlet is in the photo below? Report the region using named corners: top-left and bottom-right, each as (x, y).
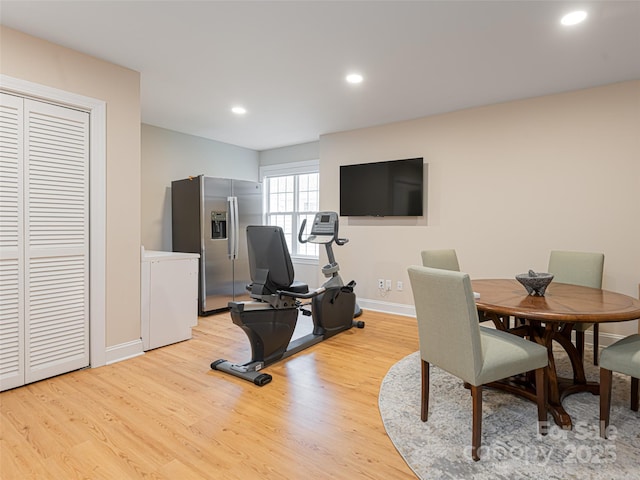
top-left (378, 278), bottom-right (385, 289)
top-left (397, 280), bottom-right (403, 291)
top-left (385, 279), bottom-right (392, 291)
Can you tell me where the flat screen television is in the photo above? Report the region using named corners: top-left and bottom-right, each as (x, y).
top-left (340, 157), bottom-right (424, 217)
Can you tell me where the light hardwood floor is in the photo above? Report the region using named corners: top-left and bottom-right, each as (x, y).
top-left (1, 310), bottom-right (419, 479)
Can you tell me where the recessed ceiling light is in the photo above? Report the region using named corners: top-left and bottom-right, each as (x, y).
top-left (346, 73), bottom-right (363, 84)
top-left (561, 11), bottom-right (587, 26)
top-left (231, 106), bottom-right (247, 115)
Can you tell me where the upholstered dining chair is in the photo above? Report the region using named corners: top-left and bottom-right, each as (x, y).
top-left (407, 265), bottom-right (548, 461)
top-left (421, 249), bottom-right (460, 271)
top-left (422, 248), bottom-right (501, 325)
top-left (599, 334), bottom-right (640, 438)
top-left (547, 250), bottom-right (604, 365)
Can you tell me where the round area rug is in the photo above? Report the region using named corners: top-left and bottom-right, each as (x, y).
top-left (379, 350), bottom-right (639, 480)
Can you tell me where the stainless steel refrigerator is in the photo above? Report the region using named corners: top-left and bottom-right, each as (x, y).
top-left (171, 175), bottom-right (262, 315)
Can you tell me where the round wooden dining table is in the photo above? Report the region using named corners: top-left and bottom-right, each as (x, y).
top-left (472, 279), bottom-right (640, 429)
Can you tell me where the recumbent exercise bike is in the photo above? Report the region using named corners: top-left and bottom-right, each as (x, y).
top-left (211, 211), bottom-right (364, 386)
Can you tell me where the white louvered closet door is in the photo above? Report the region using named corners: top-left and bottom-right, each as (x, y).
top-left (0, 93), bottom-right (25, 390)
top-left (0, 93), bottom-right (90, 391)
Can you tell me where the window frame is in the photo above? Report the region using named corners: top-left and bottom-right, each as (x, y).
top-left (260, 160), bottom-right (320, 263)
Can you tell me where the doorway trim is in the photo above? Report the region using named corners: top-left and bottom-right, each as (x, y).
top-left (1, 74), bottom-right (107, 367)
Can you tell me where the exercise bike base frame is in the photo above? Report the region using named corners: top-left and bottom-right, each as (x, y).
top-left (212, 317), bottom-right (364, 386)
top-left (212, 286), bottom-right (362, 386)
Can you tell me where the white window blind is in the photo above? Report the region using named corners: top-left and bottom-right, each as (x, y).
top-left (261, 160), bottom-right (319, 258)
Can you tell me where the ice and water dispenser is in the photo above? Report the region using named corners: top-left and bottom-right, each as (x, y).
top-left (211, 211), bottom-right (227, 239)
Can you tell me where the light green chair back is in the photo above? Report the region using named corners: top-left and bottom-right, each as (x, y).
top-left (408, 266), bottom-right (481, 383)
top-left (421, 249), bottom-right (460, 272)
top-left (547, 250), bottom-right (604, 288)
top-left (547, 250), bottom-right (604, 338)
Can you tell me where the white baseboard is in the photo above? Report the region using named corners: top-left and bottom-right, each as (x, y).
top-left (358, 298), bottom-right (416, 317)
top-left (580, 329), bottom-right (624, 350)
top-left (104, 338), bottom-right (144, 365)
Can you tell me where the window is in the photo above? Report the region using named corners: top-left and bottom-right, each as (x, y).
top-left (261, 161), bottom-right (319, 258)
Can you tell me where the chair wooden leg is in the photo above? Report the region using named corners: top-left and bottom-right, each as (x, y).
top-left (535, 367), bottom-right (548, 435)
top-left (471, 385), bottom-right (482, 461)
top-left (632, 377), bottom-right (639, 412)
top-left (576, 330), bottom-right (585, 362)
top-left (421, 360), bottom-right (430, 422)
top-left (593, 324), bottom-right (599, 366)
top-left (600, 368), bottom-right (613, 438)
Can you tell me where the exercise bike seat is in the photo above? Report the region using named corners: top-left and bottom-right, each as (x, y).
top-left (247, 279), bottom-right (308, 293)
top-left (285, 280), bottom-right (309, 294)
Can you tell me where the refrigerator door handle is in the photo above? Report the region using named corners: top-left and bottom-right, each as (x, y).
top-left (228, 196), bottom-right (239, 259)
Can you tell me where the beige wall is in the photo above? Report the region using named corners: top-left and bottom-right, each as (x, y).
top-left (259, 141), bottom-right (319, 166)
top-left (0, 26), bottom-right (142, 347)
top-left (141, 124), bottom-right (259, 251)
top-left (320, 81), bottom-right (640, 336)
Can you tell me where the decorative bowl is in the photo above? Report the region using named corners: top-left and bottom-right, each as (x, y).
top-left (516, 270), bottom-right (554, 296)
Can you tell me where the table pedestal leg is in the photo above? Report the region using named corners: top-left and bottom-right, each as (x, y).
top-left (483, 313), bottom-right (600, 430)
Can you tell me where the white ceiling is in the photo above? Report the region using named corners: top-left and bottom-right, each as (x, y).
top-left (2, 1), bottom-right (639, 151)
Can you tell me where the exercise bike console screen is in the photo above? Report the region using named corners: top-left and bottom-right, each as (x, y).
top-left (307, 211), bottom-right (339, 243)
top-left (317, 214), bottom-right (331, 226)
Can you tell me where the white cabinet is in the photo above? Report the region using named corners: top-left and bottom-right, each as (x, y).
top-left (141, 250), bottom-right (199, 350)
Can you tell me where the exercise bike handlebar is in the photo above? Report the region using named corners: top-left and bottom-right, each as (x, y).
top-left (298, 211), bottom-right (347, 268)
top-left (298, 218), bottom-right (310, 244)
top-left (298, 214), bottom-right (347, 246)
top-left (298, 218), bottom-right (336, 245)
